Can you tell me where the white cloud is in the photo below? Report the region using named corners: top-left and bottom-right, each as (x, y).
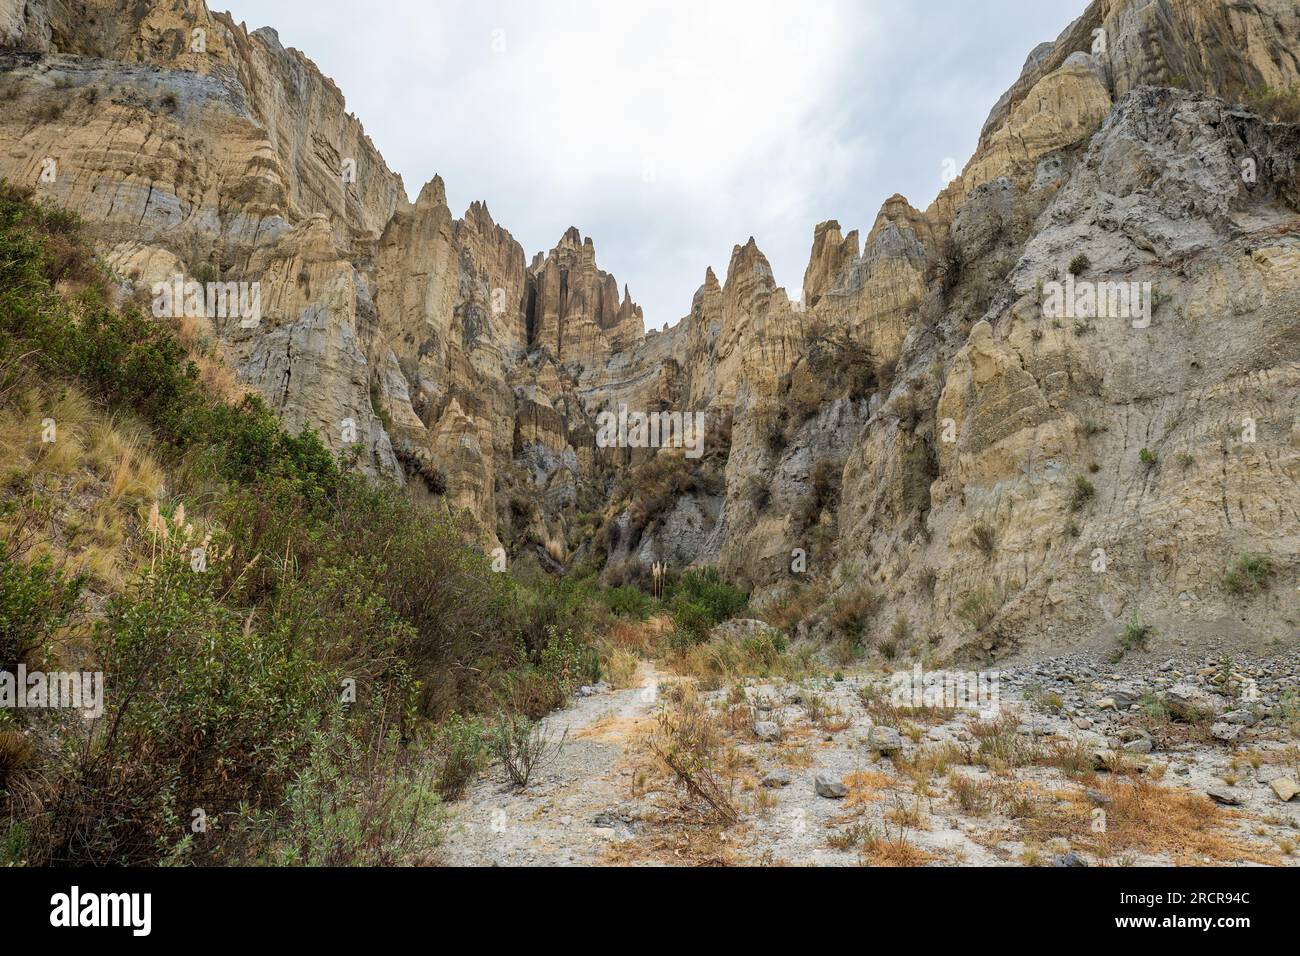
top-left (220, 0), bottom-right (1085, 327)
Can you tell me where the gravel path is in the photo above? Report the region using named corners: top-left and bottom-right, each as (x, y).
top-left (439, 663), bottom-right (664, 866)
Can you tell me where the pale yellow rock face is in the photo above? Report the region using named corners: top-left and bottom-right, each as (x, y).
top-left (2, 0), bottom-right (1297, 657)
top-left (930, 57), bottom-right (1113, 224)
top-left (529, 227), bottom-right (644, 368)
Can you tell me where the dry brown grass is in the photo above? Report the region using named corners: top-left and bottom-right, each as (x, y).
top-left (0, 383), bottom-right (166, 589)
top-left (600, 646), bottom-right (641, 689)
top-left (644, 689), bottom-right (740, 825)
top-left (861, 825), bottom-right (937, 867)
top-left (844, 770), bottom-right (899, 808)
top-left (166, 314), bottom-right (248, 405)
top-left (979, 777), bottom-right (1283, 866)
top-left (858, 683), bottom-right (957, 728)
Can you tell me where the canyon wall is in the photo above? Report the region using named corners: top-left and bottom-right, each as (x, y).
top-left (1, 0), bottom-right (1296, 659)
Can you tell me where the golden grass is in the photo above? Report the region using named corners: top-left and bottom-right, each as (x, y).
top-left (861, 828), bottom-right (937, 867)
top-left (600, 646), bottom-right (641, 690)
top-left (0, 382), bottom-right (166, 589)
top-left (167, 314), bottom-right (247, 405)
top-left (844, 770), bottom-right (899, 808)
top-left (983, 777), bottom-right (1283, 866)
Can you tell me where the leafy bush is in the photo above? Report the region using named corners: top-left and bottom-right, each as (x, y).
top-left (670, 600), bottom-right (717, 648)
top-left (0, 186), bottom-right (602, 864)
top-left (0, 180), bottom-right (341, 495)
top-left (429, 715), bottom-right (490, 801)
top-left (1223, 553), bottom-right (1274, 595)
top-left (600, 585), bottom-right (653, 620)
top-left (668, 568), bottom-right (748, 624)
top-left (0, 537), bottom-right (84, 674)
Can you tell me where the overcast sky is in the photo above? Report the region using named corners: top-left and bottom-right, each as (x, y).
top-left (221, 0), bottom-right (1085, 328)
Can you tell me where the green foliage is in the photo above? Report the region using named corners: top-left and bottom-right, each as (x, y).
top-left (1223, 553), bottom-right (1274, 595)
top-left (0, 180), bottom-right (341, 495)
top-left (956, 585), bottom-right (1003, 631)
top-left (1114, 615), bottom-right (1154, 661)
top-left (670, 600), bottom-right (717, 648)
top-left (667, 568), bottom-right (748, 646)
top-left (668, 567), bottom-right (748, 623)
top-left (1069, 475), bottom-right (1096, 513)
top-left (600, 585), bottom-right (653, 620)
top-left (429, 715), bottom-right (490, 801)
top-left (492, 712), bottom-right (566, 789)
top-left (263, 734), bottom-right (442, 866)
top-left (0, 186), bottom-right (601, 865)
top-left (0, 541), bottom-right (84, 674)
top-left (1243, 84), bottom-right (1300, 124)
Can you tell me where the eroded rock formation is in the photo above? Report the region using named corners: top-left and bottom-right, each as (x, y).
top-left (2, 0), bottom-right (1296, 659)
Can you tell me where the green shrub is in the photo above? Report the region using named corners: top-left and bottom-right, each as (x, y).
top-left (1069, 476), bottom-right (1096, 513)
top-left (430, 715), bottom-right (490, 801)
top-left (0, 186), bottom-right (592, 865)
top-left (670, 600), bottom-right (716, 648)
top-left (262, 734), bottom-right (442, 867)
top-left (1115, 616), bottom-right (1154, 660)
top-left (0, 180), bottom-right (341, 495)
top-left (0, 536), bottom-right (84, 674)
top-left (1223, 553), bottom-right (1274, 595)
top-left (668, 568), bottom-right (748, 624)
top-left (1243, 84), bottom-right (1300, 123)
top-left (493, 712), bottom-right (566, 789)
top-left (956, 585), bottom-right (1003, 631)
top-left (601, 585), bottom-right (653, 620)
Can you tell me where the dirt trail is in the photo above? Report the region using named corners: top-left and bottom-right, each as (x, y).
top-left (439, 663), bottom-right (664, 867)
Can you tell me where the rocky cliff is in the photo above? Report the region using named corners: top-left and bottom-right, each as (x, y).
top-left (2, 0), bottom-right (1296, 661)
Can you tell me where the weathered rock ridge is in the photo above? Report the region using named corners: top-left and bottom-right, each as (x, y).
top-left (1, 0), bottom-right (1296, 659)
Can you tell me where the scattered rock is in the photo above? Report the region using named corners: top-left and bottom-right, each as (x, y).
top-left (1052, 851), bottom-right (1088, 867)
top-left (1206, 787), bottom-right (1243, 806)
top-left (1091, 749), bottom-right (1119, 771)
top-left (1270, 778), bottom-right (1299, 802)
top-left (814, 774), bottom-right (848, 799)
top-left (867, 726), bottom-right (903, 754)
top-left (762, 769), bottom-right (793, 789)
top-left (754, 721), bottom-right (781, 742)
top-left (1210, 723), bottom-right (1241, 743)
